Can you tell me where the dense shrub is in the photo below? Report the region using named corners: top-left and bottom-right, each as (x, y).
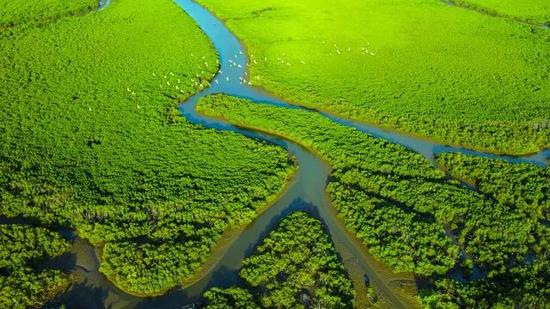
top-left (0, 0), bottom-right (97, 29)
top-left (204, 212), bottom-right (355, 309)
top-left (198, 94), bottom-right (549, 306)
top-left (0, 224), bottom-right (71, 309)
top-left (0, 0), bottom-right (293, 296)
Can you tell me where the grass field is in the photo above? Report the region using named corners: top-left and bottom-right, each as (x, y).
top-left (449, 0), bottom-right (550, 25)
top-left (0, 0), bottom-right (293, 296)
top-left (197, 0), bottom-right (550, 154)
top-left (0, 0), bottom-right (97, 29)
top-left (197, 94), bottom-right (549, 307)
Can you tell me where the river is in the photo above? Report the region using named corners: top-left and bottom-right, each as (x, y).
top-left (51, 0), bottom-right (549, 308)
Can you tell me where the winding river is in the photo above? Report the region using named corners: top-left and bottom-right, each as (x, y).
top-left (53, 0), bottom-right (549, 308)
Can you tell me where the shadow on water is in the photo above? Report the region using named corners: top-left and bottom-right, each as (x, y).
top-left (37, 252), bottom-right (77, 273)
top-left (47, 282), bottom-right (111, 309)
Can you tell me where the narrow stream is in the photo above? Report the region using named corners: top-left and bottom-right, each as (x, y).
top-left (51, 0), bottom-right (549, 308)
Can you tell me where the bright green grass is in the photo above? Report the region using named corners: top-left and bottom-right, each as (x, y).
top-left (0, 0), bottom-right (293, 296)
top-left (197, 0), bottom-right (550, 154)
top-left (197, 94), bottom-right (549, 307)
top-left (450, 0), bottom-right (550, 25)
top-left (203, 212), bottom-right (355, 308)
top-left (0, 0), bottom-right (97, 29)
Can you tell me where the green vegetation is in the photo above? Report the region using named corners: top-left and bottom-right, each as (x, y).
top-left (0, 0), bottom-right (293, 297)
top-left (3, 0), bottom-right (548, 306)
top-left (197, 0), bottom-right (550, 154)
top-left (0, 0), bottom-right (97, 29)
top-left (1, 268), bottom-right (70, 309)
top-left (197, 94), bottom-right (549, 307)
top-left (203, 212), bottom-right (355, 308)
top-left (0, 224), bottom-right (71, 308)
top-left (204, 287), bottom-right (257, 308)
top-left (437, 153), bottom-right (549, 220)
top-left (448, 0), bottom-right (550, 25)
top-left (0, 224), bottom-right (70, 269)
top-left (431, 153), bottom-right (549, 306)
